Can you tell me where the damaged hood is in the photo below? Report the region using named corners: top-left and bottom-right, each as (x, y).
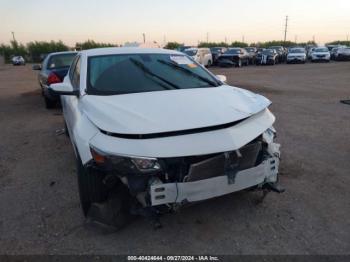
top-left (82, 85), bottom-right (271, 135)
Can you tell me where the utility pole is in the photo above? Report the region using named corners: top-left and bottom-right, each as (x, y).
top-left (242, 35), bottom-right (245, 43)
top-left (284, 16), bottom-right (288, 42)
top-left (206, 32), bottom-right (209, 43)
top-left (11, 31), bottom-right (16, 42)
top-left (142, 33), bottom-right (146, 43)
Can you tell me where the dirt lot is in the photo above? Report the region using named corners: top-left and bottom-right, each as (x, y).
top-left (0, 62), bottom-right (349, 255)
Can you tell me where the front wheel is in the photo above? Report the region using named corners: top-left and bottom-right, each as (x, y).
top-left (76, 156), bottom-right (108, 216)
top-left (44, 96), bottom-right (56, 109)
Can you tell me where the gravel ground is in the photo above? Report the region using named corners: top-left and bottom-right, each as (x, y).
top-left (0, 62), bottom-right (349, 255)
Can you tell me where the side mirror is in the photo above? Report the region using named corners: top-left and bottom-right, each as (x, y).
top-left (48, 83), bottom-right (79, 96)
top-left (32, 64), bottom-right (41, 70)
top-left (216, 75), bottom-right (227, 82)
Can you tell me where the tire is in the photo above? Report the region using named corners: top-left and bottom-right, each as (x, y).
top-left (76, 154), bottom-right (108, 216)
top-left (44, 96), bottom-right (55, 109)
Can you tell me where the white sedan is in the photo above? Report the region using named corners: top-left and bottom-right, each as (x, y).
top-left (183, 47), bottom-right (213, 67)
top-left (311, 47), bottom-right (331, 62)
top-left (49, 48), bottom-right (281, 228)
top-left (287, 48), bottom-right (306, 64)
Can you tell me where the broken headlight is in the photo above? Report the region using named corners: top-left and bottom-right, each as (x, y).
top-left (90, 146), bottom-right (162, 174)
top-left (263, 127), bottom-right (276, 144)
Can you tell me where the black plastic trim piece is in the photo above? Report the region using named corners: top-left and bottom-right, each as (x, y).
top-left (100, 117), bottom-right (249, 139)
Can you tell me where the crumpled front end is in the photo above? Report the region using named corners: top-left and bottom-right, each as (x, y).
top-left (149, 128), bottom-right (280, 207)
top-left (88, 125), bottom-right (281, 213)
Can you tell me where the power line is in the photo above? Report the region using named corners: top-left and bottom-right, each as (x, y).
top-left (284, 15), bottom-right (288, 42)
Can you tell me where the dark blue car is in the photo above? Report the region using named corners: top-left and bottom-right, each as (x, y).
top-left (33, 51), bottom-right (77, 108)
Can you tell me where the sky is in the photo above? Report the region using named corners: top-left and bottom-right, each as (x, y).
top-left (1, 0), bottom-right (349, 46)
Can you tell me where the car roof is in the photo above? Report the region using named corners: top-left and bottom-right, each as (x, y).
top-left (82, 47), bottom-right (182, 57)
top-left (48, 51), bottom-right (78, 56)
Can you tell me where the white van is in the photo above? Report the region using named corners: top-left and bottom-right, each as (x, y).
top-left (184, 48), bottom-right (213, 67)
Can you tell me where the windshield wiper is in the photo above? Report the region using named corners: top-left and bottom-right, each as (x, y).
top-left (129, 58), bottom-right (180, 90)
top-left (157, 59), bottom-right (220, 87)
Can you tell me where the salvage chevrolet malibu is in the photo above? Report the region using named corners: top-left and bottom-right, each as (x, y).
top-left (49, 48), bottom-right (282, 228)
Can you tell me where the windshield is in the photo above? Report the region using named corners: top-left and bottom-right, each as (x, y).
top-left (262, 49), bottom-right (274, 55)
top-left (245, 48), bottom-right (255, 52)
top-left (47, 53), bottom-right (77, 69)
top-left (210, 47), bottom-right (222, 53)
top-left (289, 49), bottom-right (305, 53)
top-left (314, 48), bottom-right (328, 52)
top-left (225, 49), bottom-right (241, 54)
top-left (87, 53), bottom-right (220, 95)
top-left (184, 50), bottom-right (197, 56)
top-left (270, 46), bottom-right (283, 51)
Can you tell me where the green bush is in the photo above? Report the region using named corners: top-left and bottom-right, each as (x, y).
top-left (0, 41), bottom-right (27, 63)
top-left (75, 40), bottom-right (116, 50)
top-left (27, 40), bottom-right (69, 62)
top-left (164, 42), bottom-right (183, 50)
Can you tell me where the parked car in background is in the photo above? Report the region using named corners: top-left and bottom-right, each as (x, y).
top-left (310, 47), bottom-right (330, 62)
top-left (307, 47), bottom-right (316, 60)
top-left (210, 47), bottom-right (228, 65)
top-left (32, 51), bottom-right (77, 108)
top-left (256, 49), bottom-right (279, 65)
top-left (268, 46), bottom-right (286, 63)
top-left (217, 48), bottom-right (249, 67)
top-left (287, 48), bottom-right (306, 64)
top-left (244, 47), bottom-right (258, 64)
top-left (12, 56), bottom-right (25, 66)
top-left (177, 45), bottom-right (193, 52)
top-left (184, 48), bottom-right (213, 67)
top-left (326, 45), bottom-right (338, 52)
top-left (48, 47), bottom-right (281, 228)
top-left (330, 47), bottom-right (340, 60)
top-left (334, 47), bottom-right (350, 61)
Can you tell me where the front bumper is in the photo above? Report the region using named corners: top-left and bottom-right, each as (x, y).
top-left (312, 56), bottom-right (330, 61)
top-left (150, 154), bottom-right (279, 206)
top-left (337, 54), bottom-right (350, 60)
top-left (287, 57), bottom-right (305, 63)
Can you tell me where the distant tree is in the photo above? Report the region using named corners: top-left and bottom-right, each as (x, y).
top-left (75, 40), bottom-right (116, 50)
top-left (198, 42), bottom-right (229, 48)
top-left (252, 40), bottom-right (297, 48)
top-left (164, 42), bottom-right (182, 50)
top-left (326, 40), bottom-right (350, 46)
top-left (229, 41), bottom-right (248, 48)
top-left (27, 40), bottom-right (69, 62)
top-left (0, 40), bottom-right (27, 62)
